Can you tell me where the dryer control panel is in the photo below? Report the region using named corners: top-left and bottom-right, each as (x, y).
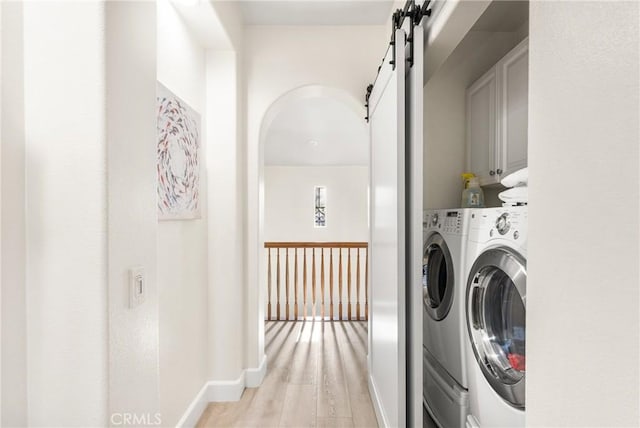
top-left (469, 207), bottom-right (528, 246)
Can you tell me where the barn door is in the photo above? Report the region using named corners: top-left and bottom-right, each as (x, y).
top-left (368, 28), bottom-right (407, 428)
top-left (406, 22), bottom-right (424, 428)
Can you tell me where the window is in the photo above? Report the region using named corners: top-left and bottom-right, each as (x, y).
top-left (314, 186), bottom-right (327, 228)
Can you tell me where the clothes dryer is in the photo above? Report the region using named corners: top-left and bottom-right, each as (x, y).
top-left (422, 209), bottom-right (473, 427)
top-left (464, 207), bottom-right (527, 428)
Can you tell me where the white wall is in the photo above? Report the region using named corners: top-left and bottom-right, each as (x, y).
top-left (527, 2), bottom-right (639, 426)
top-left (3, 2), bottom-right (244, 425)
top-left (1, 2), bottom-right (27, 425)
top-left (206, 49), bottom-right (246, 383)
top-left (246, 24), bottom-right (386, 371)
top-left (8, 3), bottom-right (163, 424)
top-left (106, 1), bottom-right (160, 421)
top-left (22, 2), bottom-right (108, 424)
top-left (264, 166), bottom-right (368, 242)
top-left (245, 26), bottom-right (386, 124)
top-left (424, 68), bottom-right (466, 210)
top-left (156, 0), bottom-right (252, 418)
top-left (264, 166), bottom-right (369, 321)
top-left (207, 2), bottom-right (255, 386)
top-left (156, 1), bottom-right (209, 425)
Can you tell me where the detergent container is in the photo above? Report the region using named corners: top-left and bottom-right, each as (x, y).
top-left (461, 177), bottom-right (485, 208)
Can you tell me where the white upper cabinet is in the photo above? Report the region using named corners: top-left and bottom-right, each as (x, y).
top-left (467, 38), bottom-right (529, 186)
top-left (466, 68), bottom-right (497, 185)
top-left (498, 38), bottom-right (529, 178)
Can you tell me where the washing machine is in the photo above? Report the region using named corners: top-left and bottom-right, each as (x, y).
top-left (464, 207), bottom-right (527, 428)
top-left (422, 209), bottom-right (473, 428)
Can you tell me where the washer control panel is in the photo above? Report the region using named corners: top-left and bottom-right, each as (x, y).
top-left (425, 209), bottom-right (470, 235)
top-left (442, 211), bottom-right (463, 234)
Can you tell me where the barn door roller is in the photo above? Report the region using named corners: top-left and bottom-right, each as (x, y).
top-left (365, 0), bottom-right (432, 122)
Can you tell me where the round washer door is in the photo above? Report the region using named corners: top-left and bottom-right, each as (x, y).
top-left (423, 233), bottom-right (454, 321)
top-left (466, 247), bottom-right (526, 409)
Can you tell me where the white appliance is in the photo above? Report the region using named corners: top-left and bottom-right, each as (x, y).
top-left (423, 209), bottom-right (472, 428)
top-left (464, 207), bottom-right (527, 428)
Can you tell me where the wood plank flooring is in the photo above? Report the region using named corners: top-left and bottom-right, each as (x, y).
top-left (197, 321), bottom-right (378, 428)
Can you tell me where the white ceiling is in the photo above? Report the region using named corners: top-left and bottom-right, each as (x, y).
top-left (235, 0), bottom-right (395, 25)
top-left (264, 96), bottom-right (368, 166)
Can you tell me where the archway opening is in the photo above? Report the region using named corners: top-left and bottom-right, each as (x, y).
top-left (255, 85), bottom-right (376, 424)
top-left (260, 86), bottom-right (369, 322)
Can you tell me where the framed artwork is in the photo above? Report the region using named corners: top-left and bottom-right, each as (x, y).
top-left (314, 186), bottom-right (327, 228)
top-left (156, 82), bottom-right (201, 220)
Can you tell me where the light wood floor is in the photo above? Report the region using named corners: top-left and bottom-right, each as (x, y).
top-left (197, 320), bottom-right (378, 428)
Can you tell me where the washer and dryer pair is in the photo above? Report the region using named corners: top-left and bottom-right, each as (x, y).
top-left (423, 207), bottom-right (527, 428)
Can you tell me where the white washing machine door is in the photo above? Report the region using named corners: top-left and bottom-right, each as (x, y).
top-left (423, 233), bottom-right (454, 321)
top-left (466, 247), bottom-right (526, 409)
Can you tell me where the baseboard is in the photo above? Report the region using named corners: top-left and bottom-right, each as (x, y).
top-left (175, 383), bottom-right (209, 428)
top-left (176, 359), bottom-right (268, 428)
top-left (207, 372), bottom-right (246, 402)
top-left (368, 374), bottom-right (389, 428)
top-left (245, 354), bottom-right (267, 387)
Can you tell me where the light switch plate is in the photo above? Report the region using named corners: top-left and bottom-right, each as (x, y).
top-left (129, 266), bottom-right (145, 308)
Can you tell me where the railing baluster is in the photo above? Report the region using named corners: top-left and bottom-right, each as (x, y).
top-left (357, 248), bottom-right (361, 320)
top-left (339, 248), bottom-right (343, 321)
top-left (285, 248), bottom-right (290, 320)
top-left (365, 246), bottom-right (369, 320)
top-left (312, 248), bottom-right (316, 319)
top-left (347, 248), bottom-right (352, 320)
top-left (303, 248), bottom-right (307, 319)
top-left (267, 248), bottom-right (272, 321)
top-left (329, 248), bottom-right (334, 320)
top-left (264, 242), bottom-right (369, 322)
top-left (294, 248), bottom-right (298, 320)
top-left (276, 248), bottom-right (281, 321)
top-left (321, 248), bottom-right (325, 319)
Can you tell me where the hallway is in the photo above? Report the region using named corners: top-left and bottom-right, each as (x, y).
top-left (197, 321), bottom-right (377, 427)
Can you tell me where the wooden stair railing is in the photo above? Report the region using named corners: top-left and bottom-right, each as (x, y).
top-left (264, 242), bottom-right (369, 321)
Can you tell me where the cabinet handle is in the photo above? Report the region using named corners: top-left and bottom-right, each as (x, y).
top-left (497, 169), bottom-right (503, 175)
top-left (489, 170), bottom-right (495, 176)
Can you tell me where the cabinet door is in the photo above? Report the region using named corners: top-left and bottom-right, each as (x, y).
top-left (466, 68), bottom-right (498, 186)
top-left (498, 38), bottom-right (528, 178)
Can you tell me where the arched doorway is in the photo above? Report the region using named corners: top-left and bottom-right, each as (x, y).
top-left (258, 85), bottom-right (368, 322)
top-left (246, 85), bottom-right (377, 426)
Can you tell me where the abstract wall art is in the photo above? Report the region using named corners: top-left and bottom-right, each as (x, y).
top-left (156, 83), bottom-right (201, 220)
